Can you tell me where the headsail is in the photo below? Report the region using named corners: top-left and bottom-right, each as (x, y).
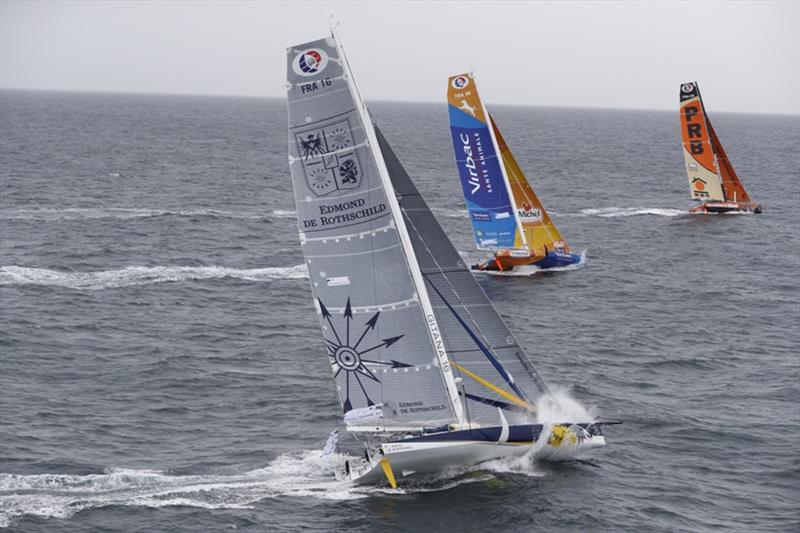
top-left (706, 118), bottom-right (752, 204)
top-left (679, 82), bottom-right (725, 201)
top-left (490, 116), bottom-right (570, 252)
top-left (286, 36), bottom-right (461, 428)
top-left (446, 73), bottom-right (522, 250)
top-left (376, 124), bottom-right (549, 427)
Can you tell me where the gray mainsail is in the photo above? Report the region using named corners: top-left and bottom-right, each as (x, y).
top-left (286, 36), bottom-right (460, 428)
top-left (375, 124), bottom-right (550, 427)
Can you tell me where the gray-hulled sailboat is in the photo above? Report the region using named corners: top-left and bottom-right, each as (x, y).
top-left (285, 29), bottom-right (606, 487)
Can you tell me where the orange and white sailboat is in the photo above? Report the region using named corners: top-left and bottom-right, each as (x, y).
top-left (679, 82), bottom-right (761, 214)
top-left (447, 72), bottom-right (582, 273)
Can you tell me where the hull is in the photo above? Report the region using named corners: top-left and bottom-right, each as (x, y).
top-left (689, 201), bottom-right (762, 214)
top-left (339, 423), bottom-right (605, 486)
top-left (471, 250), bottom-right (583, 273)
top-left (534, 251), bottom-right (583, 269)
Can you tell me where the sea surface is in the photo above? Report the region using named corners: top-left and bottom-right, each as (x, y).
top-left (1, 89), bottom-right (798, 532)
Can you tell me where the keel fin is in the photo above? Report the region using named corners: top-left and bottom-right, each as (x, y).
top-left (379, 458), bottom-right (397, 489)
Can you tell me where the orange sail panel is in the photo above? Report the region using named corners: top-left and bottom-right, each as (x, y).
top-left (707, 119), bottom-right (752, 204)
top-left (679, 82), bottom-right (724, 201)
top-left (489, 117), bottom-right (569, 252)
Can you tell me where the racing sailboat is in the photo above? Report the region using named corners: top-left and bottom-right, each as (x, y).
top-left (679, 82), bottom-right (761, 214)
top-left (446, 72), bottom-right (582, 273)
top-left (286, 31), bottom-right (606, 488)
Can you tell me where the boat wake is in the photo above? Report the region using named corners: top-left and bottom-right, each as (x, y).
top-left (0, 264), bottom-right (309, 290)
top-left (567, 207), bottom-right (686, 218)
top-left (0, 207), bottom-right (297, 221)
top-left (0, 449), bottom-right (504, 528)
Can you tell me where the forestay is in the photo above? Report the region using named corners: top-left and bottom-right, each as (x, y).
top-left (286, 36), bottom-right (456, 428)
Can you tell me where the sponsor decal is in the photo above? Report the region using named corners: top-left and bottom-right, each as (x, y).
top-left (292, 48), bottom-right (329, 77)
top-left (459, 99), bottom-right (476, 117)
top-left (318, 297), bottom-right (409, 413)
top-left (495, 211), bottom-right (510, 219)
top-left (517, 202), bottom-right (542, 222)
top-left (471, 210), bottom-right (492, 222)
top-left (452, 75), bottom-right (470, 89)
top-left (681, 83), bottom-right (695, 93)
top-left (296, 120), bottom-right (361, 197)
top-left (691, 177), bottom-right (709, 198)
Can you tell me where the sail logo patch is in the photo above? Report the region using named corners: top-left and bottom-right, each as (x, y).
top-left (318, 297), bottom-right (409, 413)
top-left (517, 203), bottom-right (542, 221)
top-left (296, 120), bottom-right (361, 196)
top-left (292, 49), bottom-right (328, 77)
top-left (681, 83), bottom-right (695, 94)
top-left (452, 76), bottom-right (470, 89)
top-left (691, 177), bottom-right (709, 198)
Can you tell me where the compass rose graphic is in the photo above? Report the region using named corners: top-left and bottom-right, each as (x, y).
top-left (318, 298), bottom-right (410, 413)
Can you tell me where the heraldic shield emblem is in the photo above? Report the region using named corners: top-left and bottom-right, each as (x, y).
top-left (295, 119), bottom-right (362, 197)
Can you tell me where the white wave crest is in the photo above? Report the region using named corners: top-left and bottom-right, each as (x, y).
top-left (0, 207), bottom-right (294, 221)
top-left (0, 264), bottom-right (309, 290)
top-left (432, 208), bottom-right (469, 218)
top-left (578, 207), bottom-right (685, 218)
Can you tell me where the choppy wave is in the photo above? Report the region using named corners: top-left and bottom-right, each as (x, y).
top-left (0, 207), bottom-right (296, 221)
top-left (0, 448), bottom-right (517, 527)
top-left (0, 265), bottom-right (309, 290)
top-left (574, 207), bottom-right (685, 218)
top-left (432, 208), bottom-right (469, 219)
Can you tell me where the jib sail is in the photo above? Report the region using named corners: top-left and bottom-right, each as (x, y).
top-left (490, 116), bottom-right (570, 253)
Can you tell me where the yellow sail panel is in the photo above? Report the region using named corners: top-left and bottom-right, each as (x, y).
top-left (489, 116), bottom-right (569, 252)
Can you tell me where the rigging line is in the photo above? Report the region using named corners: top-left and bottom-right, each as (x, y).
top-left (451, 361), bottom-right (534, 411)
top-left (399, 193), bottom-right (547, 394)
top-left (424, 275), bottom-right (528, 402)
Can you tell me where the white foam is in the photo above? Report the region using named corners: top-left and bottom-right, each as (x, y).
top-left (0, 207), bottom-right (293, 221)
top-left (577, 207), bottom-right (685, 218)
top-left (0, 451), bottom-right (363, 528)
top-left (536, 388), bottom-right (596, 425)
top-left (0, 264), bottom-right (309, 290)
top-left (0, 446), bottom-right (510, 527)
top-left (432, 208), bottom-right (469, 218)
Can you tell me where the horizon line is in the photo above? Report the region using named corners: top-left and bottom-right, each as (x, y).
top-left (1, 86), bottom-right (798, 118)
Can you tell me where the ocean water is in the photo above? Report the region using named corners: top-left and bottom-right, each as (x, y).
top-left (1, 89), bottom-right (798, 532)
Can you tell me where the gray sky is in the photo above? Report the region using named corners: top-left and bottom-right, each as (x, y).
top-left (2, 0), bottom-right (798, 114)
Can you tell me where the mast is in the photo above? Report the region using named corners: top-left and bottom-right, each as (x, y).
top-left (472, 73), bottom-right (529, 251)
top-left (331, 29), bottom-right (466, 426)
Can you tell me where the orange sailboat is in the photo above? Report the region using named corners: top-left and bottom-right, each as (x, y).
top-left (679, 82), bottom-right (761, 214)
top-left (446, 72), bottom-right (582, 273)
